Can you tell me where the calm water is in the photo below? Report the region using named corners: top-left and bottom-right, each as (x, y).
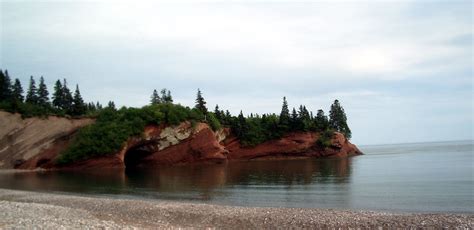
top-left (0, 141), bottom-right (472, 213)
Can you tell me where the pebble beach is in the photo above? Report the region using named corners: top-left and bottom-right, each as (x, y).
top-left (0, 189), bottom-right (472, 229)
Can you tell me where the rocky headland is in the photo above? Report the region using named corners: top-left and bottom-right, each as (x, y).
top-left (0, 111), bottom-right (361, 170)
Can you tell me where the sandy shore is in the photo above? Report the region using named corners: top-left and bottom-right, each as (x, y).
top-left (0, 189), bottom-right (472, 229)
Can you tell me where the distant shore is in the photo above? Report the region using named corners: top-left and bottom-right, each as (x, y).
top-left (0, 189), bottom-right (472, 229)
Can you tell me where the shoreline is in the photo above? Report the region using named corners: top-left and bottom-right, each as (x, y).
top-left (0, 189), bottom-right (472, 229)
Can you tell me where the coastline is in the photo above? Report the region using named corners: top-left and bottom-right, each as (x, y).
top-left (0, 189), bottom-right (472, 229)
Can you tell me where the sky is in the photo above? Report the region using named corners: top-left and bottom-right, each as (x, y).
top-left (0, 0), bottom-right (472, 145)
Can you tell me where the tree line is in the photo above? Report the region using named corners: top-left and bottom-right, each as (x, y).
top-left (0, 69), bottom-right (114, 117)
top-left (1, 69), bottom-right (352, 148)
top-left (150, 87), bottom-right (352, 147)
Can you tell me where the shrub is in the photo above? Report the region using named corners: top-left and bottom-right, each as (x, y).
top-left (56, 103), bottom-right (207, 164)
top-left (207, 113), bottom-right (221, 131)
top-left (57, 106), bottom-right (165, 164)
top-left (316, 129), bottom-right (335, 148)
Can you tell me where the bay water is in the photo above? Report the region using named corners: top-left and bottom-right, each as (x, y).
top-left (0, 140), bottom-right (472, 213)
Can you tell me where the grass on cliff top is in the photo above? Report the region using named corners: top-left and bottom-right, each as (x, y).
top-left (57, 104), bottom-right (206, 164)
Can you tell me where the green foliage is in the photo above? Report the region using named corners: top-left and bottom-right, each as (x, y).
top-left (12, 79), bottom-right (24, 103)
top-left (161, 88), bottom-right (173, 103)
top-left (62, 79), bottom-right (73, 113)
top-left (71, 84), bottom-right (86, 116)
top-left (207, 112), bottom-right (222, 131)
top-left (150, 89), bottom-right (161, 105)
top-left (26, 76), bottom-right (38, 104)
top-left (279, 97), bottom-right (290, 131)
top-left (52, 80), bottom-right (63, 109)
top-left (314, 109), bottom-right (329, 132)
top-left (37, 76), bottom-right (50, 107)
top-left (329, 99), bottom-right (352, 139)
top-left (57, 103), bottom-right (212, 164)
top-left (316, 129), bottom-right (335, 148)
top-left (0, 70), bottom-right (12, 101)
top-left (195, 88), bottom-right (207, 114)
top-left (1, 68), bottom-right (355, 163)
top-left (57, 106), bottom-right (165, 164)
top-left (150, 88), bottom-right (173, 105)
top-left (239, 117), bottom-right (266, 146)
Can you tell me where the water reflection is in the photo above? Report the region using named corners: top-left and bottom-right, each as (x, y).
top-left (0, 157), bottom-right (352, 200)
top-left (1, 141), bottom-right (472, 212)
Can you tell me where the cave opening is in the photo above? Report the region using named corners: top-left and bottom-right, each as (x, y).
top-left (124, 146), bottom-right (153, 169)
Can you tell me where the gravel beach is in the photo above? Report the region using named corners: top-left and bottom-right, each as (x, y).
top-left (0, 188), bottom-right (472, 229)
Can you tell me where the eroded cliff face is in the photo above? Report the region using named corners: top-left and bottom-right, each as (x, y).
top-left (0, 111), bottom-right (362, 170)
top-left (225, 131), bottom-right (361, 160)
top-left (0, 111), bottom-right (94, 169)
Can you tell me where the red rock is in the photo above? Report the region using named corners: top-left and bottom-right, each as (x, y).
top-left (226, 131), bottom-right (361, 161)
top-left (13, 121), bottom-right (362, 170)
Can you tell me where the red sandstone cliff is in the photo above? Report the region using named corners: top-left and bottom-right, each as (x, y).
top-left (0, 112), bottom-right (362, 170)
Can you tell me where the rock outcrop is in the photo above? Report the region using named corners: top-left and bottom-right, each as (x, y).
top-left (0, 111), bottom-right (362, 170)
top-left (225, 131), bottom-right (361, 160)
top-left (0, 111), bottom-right (93, 169)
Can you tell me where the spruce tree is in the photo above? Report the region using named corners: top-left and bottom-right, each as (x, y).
top-left (329, 99), bottom-right (352, 139)
top-left (214, 105), bottom-right (222, 121)
top-left (87, 102), bottom-right (96, 113)
top-left (0, 70), bottom-right (4, 101)
top-left (236, 110), bottom-right (248, 138)
top-left (52, 80), bottom-right (63, 109)
top-left (279, 97), bottom-right (290, 130)
top-left (290, 107), bottom-right (298, 130)
top-left (37, 76), bottom-right (50, 107)
top-left (62, 79), bottom-right (73, 112)
top-left (195, 88), bottom-right (207, 114)
top-left (72, 84), bottom-right (86, 115)
top-left (0, 70), bottom-right (13, 101)
top-left (107, 101), bottom-right (116, 110)
top-left (150, 89), bottom-right (161, 105)
top-left (26, 76), bottom-right (38, 104)
top-left (165, 90), bottom-right (173, 103)
top-left (314, 109), bottom-right (329, 132)
top-left (12, 79), bottom-right (24, 102)
top-left (298, 105), bottom-right (311, 131)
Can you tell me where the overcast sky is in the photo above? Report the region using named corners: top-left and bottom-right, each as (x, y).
top-left (0, 0), bottom-right (472, 145)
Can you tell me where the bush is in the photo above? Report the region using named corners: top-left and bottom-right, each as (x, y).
top-left (207, 113), bottom-right (221, 131)
top-left (316, 129), bottom-right (335, 148)
top-left (57, 103), bottom-right (207, 164)
top-left (57, 106), bottom-right (165, 164)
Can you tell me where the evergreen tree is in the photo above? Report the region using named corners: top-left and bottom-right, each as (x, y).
top-left (165, 90), bottom-right (173, 103)
top-left (62, 79), bottom-right (73, 112)
top-left (329, 99), bottom-right (352, 139)
top-left (195, 88), bottom-right (207, 114)
top-left (87, 102), bottom-right (96, 113)
top-left (72, 84), bottom-right (86, 116)
top-left (290, 107), bottom-right (299, 130)
top-left (236, 110), bottom-right (248, 138)
top-left (96, 101), bottom-right (103, 110)
top-left (0, 70), bottom-right (4, 100)
top-left (279, 97), bottom-right (290, 130)
top-left (37, 76), bottom-right (50, 107)
top-left (214, 104), bottom-right (222, 121)
top-left (107, 101), bottom-right (116, 110)
top-left (0, 69), bottom-right (12, 101)
top-left (224, 110), bottom-right (232, 125)
top-left (52, 80), bottom-right (63, 109)
top-left (26, 76), bottom-right (38, 104)
top-left (298, 105), bottom-right (311, 131)
top-left (150, 89), bottom-right (161, 105)
top-left (314, 109), bottom-right (329, 132)
top-left (12, 78), bottom-right (24, 102)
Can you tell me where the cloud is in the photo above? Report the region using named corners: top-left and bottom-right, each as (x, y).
top-left (1, 0), bottom-right (472, 144)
